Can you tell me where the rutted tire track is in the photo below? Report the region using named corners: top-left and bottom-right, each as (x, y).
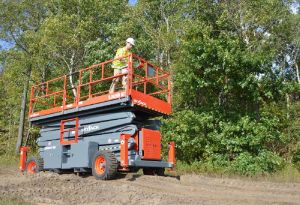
top-left (0, 167), bottom-right (299, 205)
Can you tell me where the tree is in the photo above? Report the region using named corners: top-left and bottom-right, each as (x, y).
top-left (162, 0), bottom-right (299, 174)
top-left (117, 0), bottom-right (188, 67)
top-left (0, 0), bottom-right (49, 154)
top-left (0, 0), bottom-right (128, 154)
top-left (36, 0), bottom-right (128, 96)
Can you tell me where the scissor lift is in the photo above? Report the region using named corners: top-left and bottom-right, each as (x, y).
top-left (19, 54), bottom-right (175, 180)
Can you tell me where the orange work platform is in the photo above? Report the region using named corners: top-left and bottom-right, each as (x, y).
top-left (29, 54), bottom-right (171, 119)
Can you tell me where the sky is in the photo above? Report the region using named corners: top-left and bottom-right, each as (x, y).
top-left (0, 39), bottom-right (14, 50)
top-left (128, 0), bottom-right (137, 6)
top-left (291, 1), bottom-right (300, 13)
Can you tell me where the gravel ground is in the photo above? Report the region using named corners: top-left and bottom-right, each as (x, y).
top-left (0, 167), bottom-right (300, 205)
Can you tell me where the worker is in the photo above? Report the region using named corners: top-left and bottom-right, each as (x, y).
top-left (109, 37), bottom-right (135, 94)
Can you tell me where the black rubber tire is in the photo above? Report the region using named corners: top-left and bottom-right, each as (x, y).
top-left (143, 167), bottom-right (155, 175)
top-left (52, 169), bottom-right (63, 175)
top-left (155, 167), bottom-right (165, 176)
top-left (92, 150), bottom-right (118, 180)
top-left (26, 157), bottom-right (44, 174)
top-left (143, 167), bottom-right (165, 176)
top-left (129, 167), bottom-right (140, 173)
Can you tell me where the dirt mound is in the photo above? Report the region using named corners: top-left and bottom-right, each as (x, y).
top-left (0, 167), bottom-right (299, 205)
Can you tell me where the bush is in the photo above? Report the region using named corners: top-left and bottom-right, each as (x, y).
top-left (161, 110), bottom-right (217, 162)
top-left (162, 110), bottom-right (287, 175)
top-left (291, 143), bottom-right (300, 171)
top-left (229, 151), bottom-right (283, 175)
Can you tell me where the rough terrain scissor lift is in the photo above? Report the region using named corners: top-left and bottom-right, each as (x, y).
top-left (19, 54), bottom-right (175, 180)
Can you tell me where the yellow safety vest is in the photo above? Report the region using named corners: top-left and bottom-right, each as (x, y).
top-left (112, 47), bottom-right (132, 69)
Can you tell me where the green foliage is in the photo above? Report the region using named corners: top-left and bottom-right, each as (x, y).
top-left (0, 0), bottom-right (300, 176)
top-left (229, 151), bottom-right (283, 175)
top-left (162, 110), bottom-right (288, 175)
top-left (84, 38), bottom-right (115, 66)
top-left (286, 102), bottom-right (300, 171)
top-left (162, 110), bottom-right (216, 162)
top-left (173, 160), bottom-right (300, 182)
top-left (0, 154), bottom-right (18, 167)
top-left (160, 0), bottom-right (300, 175)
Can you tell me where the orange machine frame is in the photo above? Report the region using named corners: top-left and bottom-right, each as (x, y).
top-left (60, 118), bottom-right (79, 145)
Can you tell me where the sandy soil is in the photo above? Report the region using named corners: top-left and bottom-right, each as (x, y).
top-left (0, 167), bottom-right (300, 205)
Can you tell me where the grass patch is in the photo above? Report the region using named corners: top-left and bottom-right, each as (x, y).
top-left (173, 160), bottom-right (227, 175)
top-left (0, 154), bottom-right (18, 167)
top-left (259, 164), bottom-right (300, 183)
top-left (0, 149), bottom-right (38, 167)
top-left (172, 160), bottom-right (300, 183)
top-left (0, 196), bottom-right (35, 205)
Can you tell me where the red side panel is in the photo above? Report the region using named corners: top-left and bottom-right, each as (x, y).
top-left (131, 90), bottom-right (171, 115)
top-left (141, 128), bottom-right (161, 160)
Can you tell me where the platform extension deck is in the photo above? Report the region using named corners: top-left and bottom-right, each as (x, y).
top-left (29, 54), bottom-right (171, 125)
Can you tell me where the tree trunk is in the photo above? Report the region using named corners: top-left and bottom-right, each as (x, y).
top-left (69, 52), bottom-right (77, 97)
top-left (15, 66), bottom-right (32, 154)
top-left (286, 93), bottom-right (290, 119)
top-left (24, 122), bottom-right (32, 146)
top-left (69, 71), bottom-right (77, 97)
top-left (295, 62), bottom-right (300, 84)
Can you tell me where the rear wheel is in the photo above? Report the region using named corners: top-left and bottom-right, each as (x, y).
top-left (26, 157), bottom-right (43, 174)
top-left (92, 150), bottom-right (118, 180)
top-left (155, 167), bottom-right (165, 176)
top-left (143, 167), bottom-right (155, 175)
top-left (52, 169), bottom-right (63, 175)
top-left (129, 167), bottom-right (140, 173)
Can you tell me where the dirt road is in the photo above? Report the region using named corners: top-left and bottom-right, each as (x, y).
top-left (0, 167), bottom-right (299, 205)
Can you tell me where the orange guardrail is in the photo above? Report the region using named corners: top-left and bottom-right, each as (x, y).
top-left (29, 54), bottom-right (171, 118)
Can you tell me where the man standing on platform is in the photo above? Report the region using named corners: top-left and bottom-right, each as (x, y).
top-left (109, 38), bottom-right (135, 94)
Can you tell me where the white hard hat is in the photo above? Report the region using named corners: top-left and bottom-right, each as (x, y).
top-left (126, 37), bottom-right (135, 46)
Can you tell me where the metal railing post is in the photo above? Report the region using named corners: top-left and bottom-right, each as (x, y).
top-left (46, 82), bottom-right (49, 95)
top-left (144, 62), bottom-right (147, 94)
top-left (101, 63), bottom-right (104, 80)
top-left (28, 86), bottom-right (34, 115)
top-left (75, 70), bottom-right (82, 107)
top-left (168, 75), bottom-right (171, 103)
top-left (63, 75), bottom-right (67, 109)
top-left (127, 54), bottom-right (133, 96)
top-left (89, 69), bottom-right (92, 98)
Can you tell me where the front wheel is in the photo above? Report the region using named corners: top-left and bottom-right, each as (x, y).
top-left (92, 150), bottom-right (118, 180)
top-left (26, 157), bottom-right (43, 174)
